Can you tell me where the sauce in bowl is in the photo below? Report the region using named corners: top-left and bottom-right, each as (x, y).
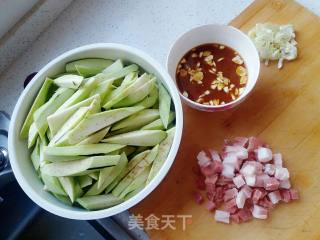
top-left (176, 43), bottom-right (248, 106)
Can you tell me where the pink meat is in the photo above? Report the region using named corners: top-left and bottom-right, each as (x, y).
top-left (205, 175), bottom-right (218, 185)
top-left (230, 213), bottom-right (241, 223)
top-left (234, 137), bottom-right (249, 147)
top-left (273, 153), bottom-right (283, 166)
top-left (264, 177), bottom-right (280, 191)
top-left (256, 147), bottom-right (273, 163)
top-left (252, 189), bottom-right (265, 204)
top-left (224, 188), bottom-right (238, 202)
top-left (242, 185), bottom-right (253, 198)
top-left (224, 145), bottom-right (248, 160)
top-left (247, 137), bottom-right (265, 152)
top-left (274, 166), bottom-right (290, 181)
top-left (280, 189), bottom-right (291, 203)
top-left (197, 151), bottom-right (211, 167)
top-left (209, 149), bottom-right (222, 162)
top-left (221, 163), bottom-right (235, 178)
top-left (193, 192), bottom-right (204, 204)
top-left (279, 179), bottom-right (291, 189)
top-left (258, 197), bottom-right (274, 209)
top-left (205, 201), bottom-right (216, 211)
top-left (255, 174), bottom-right (270, 188)
top-left (264, 164), bottom-right (276, 176)
top-left (236, 190), bottom-right (247, 209)
top-left (238, 209), bottom-right (253, 222)
top-left (289, 189), bottom-right (299, 200)
top-left (225, 199), bottom-right (237, 213)
top-left (214, 210), bottom-right (230, 224)
top-left (244, 175), bottom-right (256, 187)
top-left (252, 205), bottom-right (268, 219)
top-left (268, 191), bottom-right (282, 204)
top-left (233, 175), bottom-right (246, 188)
top-left (216, 176), bottom-right (233, 186)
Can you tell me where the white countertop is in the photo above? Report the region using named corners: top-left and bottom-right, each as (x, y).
top-left (1, 0), bottom-right (319, 115)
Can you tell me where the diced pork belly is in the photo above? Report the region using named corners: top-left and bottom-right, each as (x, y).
top-left (274, 167), bottom-right (290, 180)
top-left (225, 199), bottom-right (237, 213)
top-left (197, 151), bottom-right (211, 166)
top-left (216, 176), bottom-right (233, 186)
top-left (240, 164), bottom-right (255, 176)
top-left (236, 190), bottom-right (247, 209)
top-left (214, 210), bottom-right (230, 224)
top-left (233, 175), bottom-right (245, 188)
top-left (244, 175), bottom-right (256, 187)
top-left (209, 149), bottom-right (222, 162)
top-left (264, 177), bottom-right (280, 191)
top-left (252, 189), bottom-right (266, 204)
top-left (289, 189), bottom-right (299, 200)
top-left (252, 205), bottom-right (268, 219)
top-left (264, 164), bottom-right (276, 176)
top-left (273, 153), bottom-right (283, 166)
top-left (205, 201), bottom-right (216, 211)
top-left (268, 190), bottom-right (282, 204)
top-left (205, 175), bottom-right (218, 185)
top-left (256, 147), bottom-right (273, 163)
top-left (247, 137), bottom-right (265, 152)
top-left (230, 213), bottom-right (241, 223)
top-left (238, 209), bottom-right (253, 222)
top-left (224, 145), bottom-right (248, 160)
top-left (234, 137), bottom-right (249, 148)
top-left (242, 185), bottom-right (253, 198)
top-left (255, 174), bottom-right (270, 188)
top-left (258, 197), bottom-right (274, 209)
top-left (223, 154), bottom-right (240, 169)
top-left (280, 189), bottom-right (291, 203)
top-left (224, 188), bottom-right (238, 202)
top-left (222, 163), bottom-right (235, 178)
top-left (279, 179), bottom-right (291, 189)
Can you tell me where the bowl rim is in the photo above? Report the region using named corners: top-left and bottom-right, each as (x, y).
top-left (166, 23), bottom-right (260, 111)
top-left (8, 43), bottom-right (183, 220)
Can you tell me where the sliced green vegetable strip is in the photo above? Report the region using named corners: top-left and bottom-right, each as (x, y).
top-left (53, 193), bottom-right (72, 206)
top-left (121, 146), bottom-right (136, 156)
top-left (43, 154), bottom-right (85, 163)
top-left (124, 184), bottom-right (145, 200)
top-left (77, 126), bottom-right (110, 145)
top-left (58, 176), bottom-right (83, 202)
top-left (47, 94), bottom-right (100, 136)
top-left (111, 109), bottom-right (159, 131)
top-left (31, 137), bottom-right (40, 170)
top-left (103, 73), bottom-right (149, 109)
top-left (33, 88), bottom-right (75, 138)
top-left (119, 166), bottom-right (150, 198)
top-left (53, 74), bottom-right (84, 89)
top-left (158, 83), bottom-right (171, 129)
top-left (41, 155), bottom-right (120, 176)
top-left (134, 86), bottom-right (158, 109)
top-left (102, 64), bottom-right (139, 85)
top-left (28, 122), bottom-right (38, 148)
top-left (141, 112), bottom-right (175, 130)
top-left (76, 194), bottom-right (123, 210)
top-left (44, 143), bottom-right (124, 156)
top-left (89, 172), bottom-right (99, 180)
top-left (67, 106), bottom-right (144, 144)
top-left (41, 172), bottom-right (67, 195)
top-left (101, 59), bottom-right (124, 78)
top-left (49, 106), bottom-right (90, 146)
top-left (113, 78), bottom-right (156, 108)
top-left (20, 77), bottom-right (53, 138)
top-left (85, 153), bottom-right (128, 196)
top-left (90, 79), bottom-right (113, 102)
top-left (102, 130), bottom-right (166, 146)
top-left (147, 127), bottom-right (175, 183)
top-left (77, 175), bottom-right (93, 188)
top-left (57, 76), bottom-right (99, 111)
top-left (66, 58), bottom-right (114, 77)
top-left (112, 145), bottom-right (158, 197)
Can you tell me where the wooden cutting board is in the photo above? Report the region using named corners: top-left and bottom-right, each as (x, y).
top-left (131, 0), bottom-right (320, 239)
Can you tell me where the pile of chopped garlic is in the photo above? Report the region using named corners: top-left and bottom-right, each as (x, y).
top-left (248, 23), bottom-right (297, 69)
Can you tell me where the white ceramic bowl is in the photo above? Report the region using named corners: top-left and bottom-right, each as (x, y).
top-left (167, 24), bottom-right (260, 112)
top-left (9, 43), bottom-right (183, 220)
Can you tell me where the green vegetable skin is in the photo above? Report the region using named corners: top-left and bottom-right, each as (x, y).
top-left (20, 77), bottom-right (53, 138)
top-left (22, 58), bottom-right (176, 211)
top-left (102, 130), bottom-right (166, 146)
top-left (158, 83), bottom-right (171, 129)
top-left (66, 58), bottom-right (114, 77)
top-left (147, 127), bottom-right (175, 183)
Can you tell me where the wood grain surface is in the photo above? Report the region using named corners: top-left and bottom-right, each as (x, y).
top-left (131, 0), bottom-right (320, 239)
